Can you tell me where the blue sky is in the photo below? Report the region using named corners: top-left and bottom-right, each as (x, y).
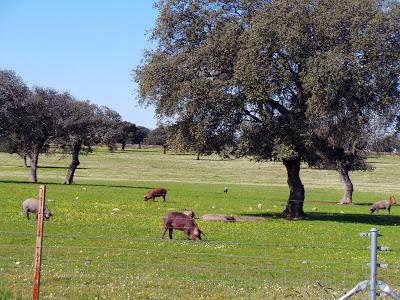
top-left (0, 1), bottom-right (158, 129)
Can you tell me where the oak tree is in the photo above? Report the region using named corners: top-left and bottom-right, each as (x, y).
top-left (135, 0), bottom-right (400, 219)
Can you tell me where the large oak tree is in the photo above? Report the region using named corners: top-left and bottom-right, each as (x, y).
top-left (1, 84), bottom-right (70, 183)
top-left (135, 0), bottom-right (400, 219)
top-left (0, 70), bottom-right (32, 166)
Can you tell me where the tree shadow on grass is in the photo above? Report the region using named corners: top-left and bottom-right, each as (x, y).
top-left (40, 165), bottom-right (89, 170)
top-left (0, 179), bottom-right (153, 190)
top-left (240, 212), bottom-right (400, 226)
top-left (17, 165), bottom-right (89, 170)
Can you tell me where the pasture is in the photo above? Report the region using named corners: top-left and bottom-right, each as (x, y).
top-left (0, 148), bottom-right (399, 299)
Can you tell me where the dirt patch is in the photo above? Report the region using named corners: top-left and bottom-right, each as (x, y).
top-left (307, 200), bottom-right (340, 206)
top-left (235, 215), bottom-right (266, 222)
top-left (200, 213), bottom-right (264, 222)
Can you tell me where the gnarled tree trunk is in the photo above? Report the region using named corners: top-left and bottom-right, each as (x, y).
top-left (281, 158), bottom-right (306, 220)
top-left (29, 150), bottom-right (40, 183)
top-left (121, 142), bottom-right (126, 151)
top-left (338, 166), bottom-right (353, 204)
top-left (64, 142), bottom-right (82, 184)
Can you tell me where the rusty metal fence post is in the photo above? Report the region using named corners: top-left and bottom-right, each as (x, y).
top-left (32, 185), bottom-right (46, 300)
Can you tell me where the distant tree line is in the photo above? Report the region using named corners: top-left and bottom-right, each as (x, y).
top-left (0, 70), bottom-right (151, 183)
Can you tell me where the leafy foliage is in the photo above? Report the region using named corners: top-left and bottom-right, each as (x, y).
top-left (132, 126), bottom-right (150, 148)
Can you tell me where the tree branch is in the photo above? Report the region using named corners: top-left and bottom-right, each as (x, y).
top-left (244, 109), bottom-right (262, 123)
top-left (267, 99), bottom-right (290, 116)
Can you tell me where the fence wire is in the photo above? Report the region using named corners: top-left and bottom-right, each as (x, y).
top-left (1, 192), bottom-right (399, 299)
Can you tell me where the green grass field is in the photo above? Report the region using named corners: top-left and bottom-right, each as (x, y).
top-left (0, 147), bottom-right (399, 299)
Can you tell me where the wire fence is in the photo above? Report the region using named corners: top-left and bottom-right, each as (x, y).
top-left (1, 192), bottom-right (400, 299)
top-left (1, 230), bottom-right (399, 299)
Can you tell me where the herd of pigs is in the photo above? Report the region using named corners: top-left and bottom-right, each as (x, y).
top-left (22, 188), bottom-right (396, 241)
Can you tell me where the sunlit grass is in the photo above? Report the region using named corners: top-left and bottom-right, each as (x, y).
top-left (0, 147), bottom-right (399, 299)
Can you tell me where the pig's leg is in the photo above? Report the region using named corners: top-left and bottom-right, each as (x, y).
top-left (168, 227), bottom-right (173, 239)
top-left (162, 195), bottom-right (165, 202)
top-left (161, 226), bottom-right (167, 239)
top-left (184, 229), bottom-right (190, 240)
top-left (388, 206), bottom-right (391, 214)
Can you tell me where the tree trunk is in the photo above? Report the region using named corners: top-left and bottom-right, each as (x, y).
top-left (23, 154), bottom-right (29, 168)
top-left (29, 150), bottom-right (40, 183)
top-left (64, 142), bottom-right (82, 184)
top-left (163, 145), bottom-right (167, 154)
top-left (281, 158), bottom-right (306, 220)
top-left (138, 142), bottom-right (141, 149)
top-left (196, 151), bottom-right (200, 160)
top-left (121, 142), bottom-right (126, 151)
top-left (338, 166), bottom-right (353, 204)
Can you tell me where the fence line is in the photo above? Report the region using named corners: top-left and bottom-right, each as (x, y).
top-left (0, 253), bottom-right (380, 274)
top-left (0, 230), bottom-right (377, 252)
top-left (2, 185), bottom-right (399, 299)
top-left (0, 248), bottom-right (379, 269)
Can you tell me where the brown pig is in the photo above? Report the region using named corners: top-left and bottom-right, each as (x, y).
top-left (144, 187), bottom-right (167, 201)
top-left (370, 195), bottom-right (396, 214)
top-left (161, 212), bottom-right (202, 240)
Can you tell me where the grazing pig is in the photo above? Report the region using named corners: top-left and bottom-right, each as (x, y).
top-left (144, 188), bottom-right (167, 201)
top-left (22, 198), bottom-right (52, 220)
top-left (161, 212), bottom-right (202, 240)
top-left (370, 196), bottom-right (396, 214)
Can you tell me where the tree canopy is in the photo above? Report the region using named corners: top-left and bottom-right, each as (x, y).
top-left (132, 126), bottom-right (150, 149)
top-left (116, 121), bottom-right (137, 150)
top-left (145, 125), bottom-right (169, 154)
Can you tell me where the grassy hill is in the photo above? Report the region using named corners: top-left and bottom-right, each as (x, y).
top-left (0, 147), bottom-right (399, 299)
